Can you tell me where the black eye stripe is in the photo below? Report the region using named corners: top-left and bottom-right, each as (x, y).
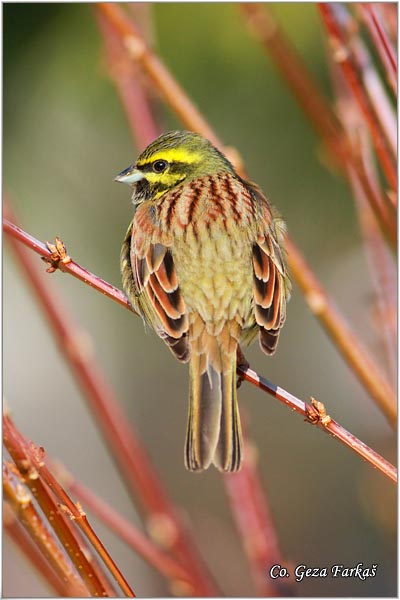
top-left (136, 160), bottom-right (194, 173)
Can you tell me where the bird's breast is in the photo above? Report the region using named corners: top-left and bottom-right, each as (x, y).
top-left (164, 173), bottom-right (257, 326)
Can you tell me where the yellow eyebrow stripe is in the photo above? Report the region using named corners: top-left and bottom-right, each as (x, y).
top-left (138, 148), bottom-right (202, 165)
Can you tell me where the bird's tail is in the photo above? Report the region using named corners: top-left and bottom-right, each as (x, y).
top-left (185, 351), bottom-right (243, 472)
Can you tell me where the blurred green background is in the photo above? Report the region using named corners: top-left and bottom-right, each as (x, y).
top-left (3, 3), bottom-right (396, 597)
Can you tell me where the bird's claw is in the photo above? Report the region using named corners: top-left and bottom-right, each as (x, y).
top-left (305, 397), bottom-right (332, 426)
top-left (236, 345), bottom-right (249, 389)
top-left (43, 237), bottom-right (71, 273)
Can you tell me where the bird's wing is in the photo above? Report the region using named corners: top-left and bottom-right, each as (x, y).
top-left (130, 206), bottom-right (190, 363)
top-left (247, 182), bottom-right (291, 355)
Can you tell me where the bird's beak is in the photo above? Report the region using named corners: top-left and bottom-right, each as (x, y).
top-left (114, 165), bottom-right (144, 185)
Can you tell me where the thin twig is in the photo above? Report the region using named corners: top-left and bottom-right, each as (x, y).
top-left (2, 208), bottom-right (132, 311)
top-left (3, 413), bottom-right (135, 597)
top-left (95, 1), bottom-right (397, 423)
top-left (237, 366), bottom-right (397, 484)
top-left (3, 217), bottom-right (396, 483)
top-left (3, 203), bottom-right (218, 598)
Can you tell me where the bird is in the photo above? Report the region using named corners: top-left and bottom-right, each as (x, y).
top-left (116, 130), bottom-right (291, 473)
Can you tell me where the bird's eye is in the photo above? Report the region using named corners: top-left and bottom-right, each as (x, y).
top-left (153, 160), bottom-right (168, 173)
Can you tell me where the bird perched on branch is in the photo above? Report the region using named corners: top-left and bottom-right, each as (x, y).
top-left (116, 130), bottom-right (291, 473)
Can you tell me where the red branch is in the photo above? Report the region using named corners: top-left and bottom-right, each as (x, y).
top-left (4, 503), bottom-right (74, 598)
top-left (319, 3), bottom-right (397, 191)
top-left (96, 8), bottom-right (159, 150)
top-left (360, 3), bottom-right (397, 94)
top-left (3, 466), bottom-right (90, 598)
top-left (238, 366), bottom-right (397, 484)
top-left (3, 214), bottom-right (132, 311)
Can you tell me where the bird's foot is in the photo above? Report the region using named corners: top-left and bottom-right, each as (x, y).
top-left (43, 237), bottom-right (71, 273)
top-left (236, 345), bottom-right (249, 389)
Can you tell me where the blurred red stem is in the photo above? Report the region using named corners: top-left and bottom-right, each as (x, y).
top-left (318, 3), bottom-right (397, 191)
top-left (376, 4), bottom-right (397, 45)
top-left (96, 3), bottom-right (223, 149)
top-left (241, 3), bottom-right (344, 164)
top-left (96, 10), bottom-right (159, 149)
top-left (224, 444), bottom-right (293, 596)
top-left (360, 3), bottom-right (397, 94)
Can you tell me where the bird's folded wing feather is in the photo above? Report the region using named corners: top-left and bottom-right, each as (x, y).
top-left (131, 209), bottom-right (190, 362)
top-left (247, 182), bottom-right (290, 355)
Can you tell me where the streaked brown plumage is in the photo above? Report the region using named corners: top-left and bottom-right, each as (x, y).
top-left (117, 131), bottom-right (291, 472)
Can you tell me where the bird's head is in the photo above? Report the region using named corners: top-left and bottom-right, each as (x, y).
top-left (115, 130), bottom-right (235, 202)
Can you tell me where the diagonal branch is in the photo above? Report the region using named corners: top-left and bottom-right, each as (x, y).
top-left (359, 3), bottom-right (397, 95)
top-left (3, 463), bottom-right (90, 598)
top-left (3, 216), bottom-right (396, 484)
top-left (237, 367), bottom-right (397, 484)
top-left (4, 502), bottom-right (76, 598)
top-left (96, 7), bottom-right (159, 150)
